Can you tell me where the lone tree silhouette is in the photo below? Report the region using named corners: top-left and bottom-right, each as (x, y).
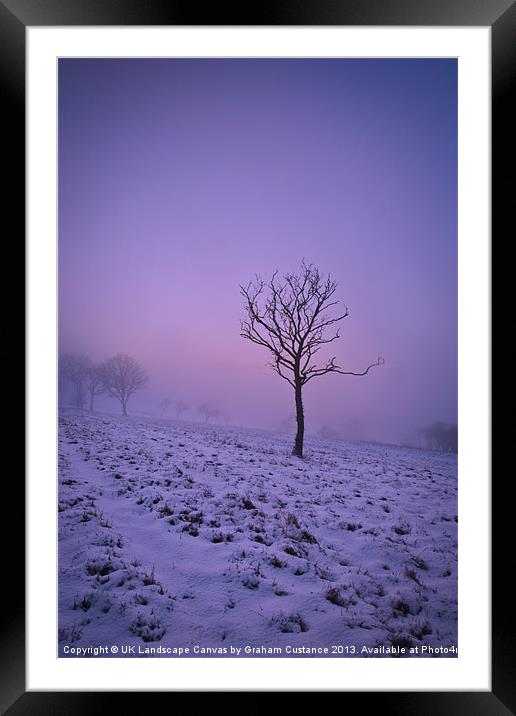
top-left (240, 262), bottom-right (384, 458)
top-left (101, 353), bottom-right (148, 416)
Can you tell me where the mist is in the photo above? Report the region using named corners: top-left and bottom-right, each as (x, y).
top-left (58, 58), bottom-right (457, 447)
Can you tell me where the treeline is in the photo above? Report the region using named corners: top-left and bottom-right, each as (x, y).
top-left (158, 398), bottom-right (230, 425)
top-left (59, 352), bottom-right (148, 416)
top-left (416, 421), bottom-right (458, 453)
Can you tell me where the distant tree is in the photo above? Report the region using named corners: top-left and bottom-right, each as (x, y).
top-left (318, 426), bottom-right (340, 441)
top-left (100, 353), bottom-right (148, 416)
top-left (198, 403), bottom-right (219, 423)
top-left (158, 397), bottom-right (172, 416)
top-left (176, 400), bottom-right (188, 420)
top-left (415, 427), bottom-right (426, 449)
top-left (240, 262), bottom-right (383, 458)
top-left (278, 414), bottom-right (296, 434)
top-left (417, 421), bottom-right (457, 453)
top-left (59, 353), bottom-right (91, 409)
top-left (85, 363), bottom-right (105, 412)
top-left (447, 423), bottom-right (458, 453)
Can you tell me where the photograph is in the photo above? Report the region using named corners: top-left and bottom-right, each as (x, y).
top-left (57, 57), bottom-right (458, 659)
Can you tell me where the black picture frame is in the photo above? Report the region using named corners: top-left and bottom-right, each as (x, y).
top-left (3, 0), bottom-right (510, 711)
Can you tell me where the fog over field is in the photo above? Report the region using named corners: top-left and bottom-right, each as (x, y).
top-left (59, 58), bottom-right (457, 447)
top-left (58, 58), bottom-right (458, 658)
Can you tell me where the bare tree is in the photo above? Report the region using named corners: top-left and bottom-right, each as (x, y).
top-left (85, 363), bottom-right (105, 412)
top-left (100, 353), bottom-right (148, 416)
top-left (158, 397), bottom-right (172, 416)
top-left (176, 400), bottom-right (188, 420)
top-left (59, 353), bottom-right (91, 409)
top-left (240, 262), bottom-right (384, 458)
top-left (198, 403), bottom-right (219, 423)
top-left (278, 414), bottom-right (296, 434)
top-left (417, 421), bottom-right (457, 453)
top-left (318, 425), bottom-right (340, 441)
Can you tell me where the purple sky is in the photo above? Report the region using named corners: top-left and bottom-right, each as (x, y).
top-left (58, 58), bottom-right (457, 444)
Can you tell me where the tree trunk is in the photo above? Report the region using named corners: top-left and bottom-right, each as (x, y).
top-left (293, 379), bottom-right (304, 458)
top-left (90, 391), bottom-right (94, 412)
top-left (122, 399), bottom-right (127, 416)
top-left (75, 383), bottom-right (83, 410)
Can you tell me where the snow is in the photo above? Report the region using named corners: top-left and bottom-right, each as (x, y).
top-left (58, 410), bottom-right (457, 658)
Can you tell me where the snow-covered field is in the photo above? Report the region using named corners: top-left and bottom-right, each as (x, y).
top-left (58, 410), bottom-right (458, 658)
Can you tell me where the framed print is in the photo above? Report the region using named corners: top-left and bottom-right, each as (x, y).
top-left (2, 0), bottom-right (512, 710)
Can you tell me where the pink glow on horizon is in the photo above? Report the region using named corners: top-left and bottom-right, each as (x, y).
top-left (59, 59), bottom-right (457, 445)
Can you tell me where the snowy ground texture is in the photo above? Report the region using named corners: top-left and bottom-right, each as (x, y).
top-left (58, 410), bottom-right (458, 658)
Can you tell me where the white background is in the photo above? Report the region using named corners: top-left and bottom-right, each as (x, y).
top-left (27, 26), bottom-right (490, 691)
